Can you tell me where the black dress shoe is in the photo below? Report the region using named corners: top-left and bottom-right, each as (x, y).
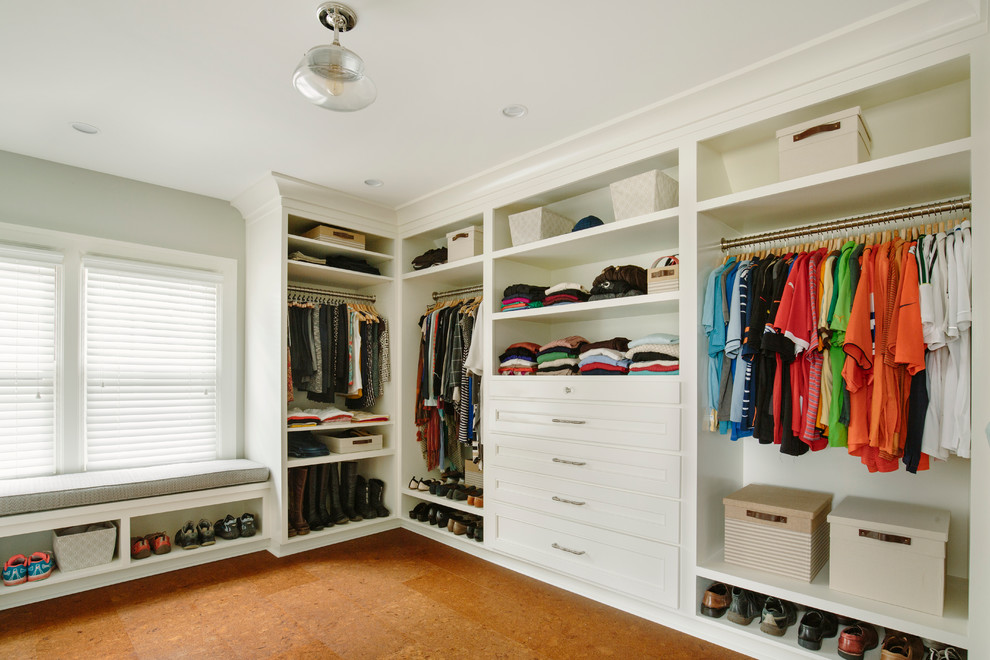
top-left (436, 508), bottom-right (452, 529)
top-left (427, 504), bottom-right (439, 525)
top-left (798, 610), bottom-right (838, 650)
top-left (409, 502), bottom-right (429, 520)
top-left (727, 587), bottom-right (765, 625)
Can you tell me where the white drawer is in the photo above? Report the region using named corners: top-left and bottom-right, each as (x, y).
top-left (488, 376), bottom-right (680, 405)
top-left (488, 433), bottom-right (681, 498)
top-left (490, 502), bottom-right (679, 607)
top-left (492, 467), bottom-right (680, 544)
top-left (489, 400), bottom-right (680, 452)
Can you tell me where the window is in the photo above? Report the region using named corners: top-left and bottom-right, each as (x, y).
top-left (0, 245), bottom-right (61, 479)
top-left (82, 258), bottom-right (222, 471)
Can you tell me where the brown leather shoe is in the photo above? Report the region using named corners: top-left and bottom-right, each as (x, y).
top-left (880, 632), bottom-right (925, 660)
top-left (700, 582), bottom-right (731, 618)
top-left (838, 622), bottom-right (880, 660)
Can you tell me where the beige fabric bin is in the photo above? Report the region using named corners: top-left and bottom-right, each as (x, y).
top-left (777, 106), bottom-right (872, 180)
top-left (723, 484), bottom-right (832, 582)
top-left (609, 170), bottom-right (678, 221)
top-left (828, 496), bottom-right (949, 615)
top-left (323, 432), bottom-right (383, 454)
top-left (52, 521), bottom-right (117, 572)
top-left (507, 208), bottom-right (573, 246)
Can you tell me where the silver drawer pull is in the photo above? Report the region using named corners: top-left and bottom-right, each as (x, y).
top-left (552, 418), bottom-right (586, 425)
top-left (552, 542), bottom-right (586, 556)
top-left (563, 387), bottom-right (572, 394)
top-left (552, 496), bottom-right (586, 506)
top-left (552, 458), bottom-right (586, 466)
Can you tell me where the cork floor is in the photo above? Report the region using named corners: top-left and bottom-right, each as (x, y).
top-left (0, 528), bottom-right (749, 659)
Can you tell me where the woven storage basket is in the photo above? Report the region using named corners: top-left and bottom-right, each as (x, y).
top-left (52, 521), bottom-right (117, 572)
top-left (507, 208), bottom-right (573, 246)
top-left (610, 170), bottom-right (678, 221)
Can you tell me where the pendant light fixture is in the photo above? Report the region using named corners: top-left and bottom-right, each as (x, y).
top-left (292, 2), bottom-right (377, 112)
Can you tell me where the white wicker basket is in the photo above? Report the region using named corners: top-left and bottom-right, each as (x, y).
top-left (52, 521), bottom-right (117, 572)
top-left (508, 208), bottom-right (573, 246)
top-left (610, 170), bottom-right (678, 221)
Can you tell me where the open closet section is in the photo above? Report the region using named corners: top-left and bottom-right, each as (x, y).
top-left (693, 55), bottom-right (974, 656)
top-left (399, 216), bottom-right (485, 550)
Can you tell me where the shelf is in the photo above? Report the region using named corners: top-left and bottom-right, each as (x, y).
top-left (286, 260), bottom-right (392, 288)
top-left (286, 447), bottom-right (394, 468)
top-left (132, 533), bottom-right (270, 566)
top-left (492, 291), bottom-right (678, 323)
top-left (697, 139), bottom-right (972, 232)
top-left (696, 550), bottom-right (968, 648)
top-left (404, 489), bottom-right (483, 514)
top-left (1, 557), bottom-right (125, 593)
top-left (402, 255), bottom-right (484, 287)
top-left (281, 515), bottom-right (396, 544)
top-left (493, 208), bottom-right (679, 270)
top-left (404, 516), bottom-right (484, 550)
top-left (287, 234), bottom-right (393, 266)
top-left (287, 420), bottom-right (393, 433)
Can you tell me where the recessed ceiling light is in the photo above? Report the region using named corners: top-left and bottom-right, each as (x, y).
top-left (364, 179), bottom-right (384, 187)
top-left (501, 104), bottom-right (528, 119)
top-left (71, 122), bottom-right (100, 134)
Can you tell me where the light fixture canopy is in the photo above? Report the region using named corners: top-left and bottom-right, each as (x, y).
top-left (292, 2), bottom-right (376, 112)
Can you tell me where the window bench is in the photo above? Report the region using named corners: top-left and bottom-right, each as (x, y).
top-left (0, 460), bottom-right (271, 610)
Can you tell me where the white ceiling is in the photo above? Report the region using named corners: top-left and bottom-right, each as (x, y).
top-left (0, 1), bottom-right (952, 208)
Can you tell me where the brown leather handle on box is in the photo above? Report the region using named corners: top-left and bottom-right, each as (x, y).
top-left (793, 121), bottom-right (841, 142)
top-left (333, 230), bottom-right (355, 239)
top-left (747, 510), bottom-right (787, 524)
top-left (451, 233), bottom-right (469, 240)
top-left (352, 438), bottom-right (373, 445)
top-left (859, 529), bottom-right (911, 545)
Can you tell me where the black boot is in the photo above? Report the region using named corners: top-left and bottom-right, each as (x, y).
top-left (316, 464), bottom-right (334, 528)
top-left (328, 463), bottom-right (348, 525)
top-left (340, 461), bottom-right (362, 522)
top-left (354, 475), bottom-right (376, 520)
top-left (288, 467), bottom-right (310, 537)
top-left (304, 465), bottom-right (325, 531)
top-left (369, 478), bottom-right (390, 518)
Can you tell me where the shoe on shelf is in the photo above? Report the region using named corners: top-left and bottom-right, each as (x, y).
top-left (727, 586), bottom-right (765, 626)
top-left (407, 476), bottom-right (420, 490)
top-left (798, 609), bottom-right (838, 650)
top-left (176, 521), bottom-right (199, 550)
top-left (131, 536), bottom-right (152, 560)
top-left (436, 508), bottom-right (452, 529)
top-left (467, 488), bottom-right (484, 507)
top-left (197, 519), bottom-right (216, 546)
top-left (417, 479), bottom-right (432, 492)
top-left (26, 552), bottom-right (53, 582)
top-left (146, 532), bottom-right (171, 555)
top-left (427, 504), bottom-right (440, 526)
top-left (838, 622), bottom-right (880, 660)
top-left (473, 521), bottom-right (484, 542)
top-left (214, 515), bottom-right (240, 540)
top-left (940, 648), bottom-right (965, 660)
top-left (409, 502), bottom-right (429, 520)
top-left (880, 632), bottom-right (926, 660)
top-left (239, 513), bottom-right (257, 537)
top-left (3, 554), bottom-right (28, 586)
top-left (759, 597), bottom-right (797, 636)
top-left (700, 582), bottom-right (732, 618)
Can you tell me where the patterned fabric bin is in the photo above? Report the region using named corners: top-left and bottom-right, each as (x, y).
top-left (508, 208), bottom-right (573, 246)
top-left (52, 521), bottom-right (117, 571)
top-left (609, 170), bottom-right (678, 221)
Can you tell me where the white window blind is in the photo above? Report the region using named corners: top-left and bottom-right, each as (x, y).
top-left (83, 258), bottom-right (221, 471)
top-left (0, 245), bottom-right (60, 479)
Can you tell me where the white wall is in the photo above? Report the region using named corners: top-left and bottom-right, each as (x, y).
top-left (0, 149), bottom-right (246, 456)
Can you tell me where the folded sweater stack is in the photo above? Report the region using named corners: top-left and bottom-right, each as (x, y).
top-left (499, 342), bottom-right (541, 375)
top-left (588, 265), bottom-right (646, 301)
top-left (625, 333), bottom-right (680, 374)
top-left (501, 284), bottom-right (547, 312)
top-left (287, 406), bottom-right (354, 427)
top-left (536, 336), bottom-right (588, 375)
top-left (578, 337), bottom-right (631, 375)
top-left (543, 282), bottom-right (590, 306)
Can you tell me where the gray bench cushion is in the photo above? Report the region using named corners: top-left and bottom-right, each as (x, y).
top-left (0, 460), bottom-right (269, 517)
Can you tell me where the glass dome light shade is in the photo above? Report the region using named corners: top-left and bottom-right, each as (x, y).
top-left (292, 44), bottom-right (377, 112)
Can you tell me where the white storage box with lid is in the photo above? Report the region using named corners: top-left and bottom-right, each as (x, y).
top-left (828, 496), bottom-right (949, 615)
top-left (52, 521), bottom-right (117, 572)
top-left (723, 484), bottom-right (832, 582)
top-left (776, 106), bottom-right (872, 180)
top-left (446, 225), bottom-right (483, 261)
top-left (507, 208), bottom-right (573, 246)
top-left (322, 431), bottom-right (383, 454)
top-left (609, 170), bottom-right (678, 221)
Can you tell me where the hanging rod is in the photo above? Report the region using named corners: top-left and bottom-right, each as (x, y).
top-left (719, 196), bottom-right (971, 252)
top-left (432, 284), bottom-right (483, 301)
top-left (287, 284), bottom-right (376, 303)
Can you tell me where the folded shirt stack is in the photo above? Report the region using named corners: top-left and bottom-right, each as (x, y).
top-left (499, 342), bottom-right (540, 375)
top-left (625, 332), bottom-right (680, 375)
top-left (288, 250), bottom-right (325, 265)
top-left (287, 409), bottom-right (321, 427)
top-left (578, 337), bottom-right (632, 375)
top-left (287, 431), bottom-right (330, 458)
top-left (543, 282), bottom-right (590, 306)
top-left (500, 284), bottom-right (547, 312)
top-left (536, 336), bottom-right (588, 375)
top-left (588, 265), bottom-right (646, 301)
top-left (326, 254), bottom-right (381, 275)
top-left (351, 411), bottom-right (390, 423)
top-left (287, 407), bottom-right (354, 427)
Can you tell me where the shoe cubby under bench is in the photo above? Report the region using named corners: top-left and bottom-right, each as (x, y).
top-left (0, 481), bottom-right (272, 610)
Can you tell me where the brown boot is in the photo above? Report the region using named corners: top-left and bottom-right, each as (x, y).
top-left (288, 467), bottom-right (310, 536)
